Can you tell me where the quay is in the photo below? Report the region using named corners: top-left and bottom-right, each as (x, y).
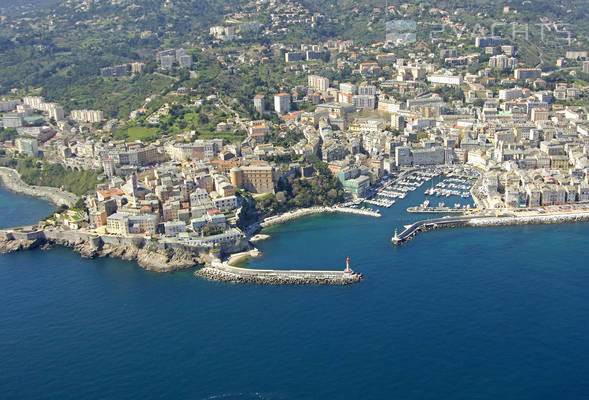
top-left (260, 206), bottom-right (380, 228)
top-left (392, 210), bottom-right (589, 245)
top-left (406, 206), bottom-right (468, 214)
top-left (195, 258), bottom-right (363, 285)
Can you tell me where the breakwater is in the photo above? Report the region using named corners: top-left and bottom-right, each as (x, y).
top-left (195, 260), bottom-right (363, 285)
top-left (260, 206), bottom-right (380, 228)
top-left (0, 167), bottom-right (77, 207)
top-left (392, 211), bottom-right (589, 245)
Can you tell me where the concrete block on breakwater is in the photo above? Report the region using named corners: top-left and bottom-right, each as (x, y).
top-left (392, 211), bottom-right (589, 245)
top-left (195, 260), bottom-right (363, 285)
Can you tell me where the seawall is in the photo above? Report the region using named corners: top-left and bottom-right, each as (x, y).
top-left (392, 211), bottom-right (589, 245)
top-left (260, 206), bottom-right (381, 228)
top-left (0, 167), bottom-right (77, 207)
top-left (0, 226), bottom-right (216, 272)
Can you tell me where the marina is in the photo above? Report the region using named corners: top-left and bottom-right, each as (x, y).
top-left (362, 166), bottom-right (479, 210)
top-left (407, 199), bottom-right (473, 214)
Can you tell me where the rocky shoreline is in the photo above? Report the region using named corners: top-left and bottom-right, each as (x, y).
top-left (0, 167), bottom-right (77, 208)
top-left (0, 228), bottom-right (205, 272)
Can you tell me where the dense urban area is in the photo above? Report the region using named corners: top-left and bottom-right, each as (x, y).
top-left (1, 0), bottom-right (589, 278)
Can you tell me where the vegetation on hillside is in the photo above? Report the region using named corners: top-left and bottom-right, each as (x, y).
top-left (6, 158), bottom-right (103, 196)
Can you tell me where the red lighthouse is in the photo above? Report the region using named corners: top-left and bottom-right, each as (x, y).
top-left (344, 257), bottom-right (353, 274)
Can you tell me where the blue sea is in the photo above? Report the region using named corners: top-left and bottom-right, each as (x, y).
top-left (1, 184), bottom-right (589, 399)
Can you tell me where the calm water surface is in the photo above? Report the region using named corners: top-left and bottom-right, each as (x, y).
top-left (1, 185), bottom-right (589, 399)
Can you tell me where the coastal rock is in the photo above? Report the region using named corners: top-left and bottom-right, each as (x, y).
top-left (0, 238), bottom-right (42, 253)
top-left (74, 242), bottom-right (99, 259)
top-left (136, 248), bottom-right (199, 272)
top-left (250, 234), bottom-right (271, 243)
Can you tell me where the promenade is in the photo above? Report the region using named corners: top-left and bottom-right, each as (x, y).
top-left (260, 206), bottom-right (381, 228)
top-left (0, 167), bottom-right (77, 207)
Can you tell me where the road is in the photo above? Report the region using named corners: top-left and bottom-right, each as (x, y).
top-left (0, 167), bottom-right (77, 207)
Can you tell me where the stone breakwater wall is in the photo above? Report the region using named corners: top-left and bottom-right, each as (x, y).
top-left (195, 261), bottom-right (363, 285)
top-left (393, 212), bottom-right (589, 245)
top-left (467, 213), bottom-right (589, 227)
top-left (0, 167), bottom-right (77, 207)
top-left (260, 206), bottom-right (381, 228)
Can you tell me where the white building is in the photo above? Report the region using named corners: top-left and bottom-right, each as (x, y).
top-left (160, 55), bottom-right (174, 70)
top-left (70, 109), bottom-right (104, 123)
top-left (308, 75), bottom-right (329, 92)
top-left (498, 88), bottom-right (523, 101)
top-left (274, 93), bottom-right (290, 115)
top-left (427, 74), bottom-right (463, 86)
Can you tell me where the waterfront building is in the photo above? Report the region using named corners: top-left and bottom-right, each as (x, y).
top-left (342, 175), bottom-right (370, 197)
top-left (106, 213), bottom-right (158, 235)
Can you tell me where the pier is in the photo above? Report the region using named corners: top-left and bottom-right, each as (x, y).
top-left (195, 259), bottom-right (363, 285)
top-left (392, 210), bottom-right (589, 245)
top-left (391, 215), bottom-right (481, 244)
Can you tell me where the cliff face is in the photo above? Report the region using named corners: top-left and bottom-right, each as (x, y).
top-left (0, 238), bottom-right (43, 253)
top-left (0, 232), bottom-right (203, 272)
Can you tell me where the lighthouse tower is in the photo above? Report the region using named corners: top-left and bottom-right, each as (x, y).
top-left (344, 257), bottom-right (353, 274)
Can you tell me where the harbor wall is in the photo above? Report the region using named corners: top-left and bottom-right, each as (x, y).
top-left (0, 226), bottom-right (248, 272)
top-left (195, 260), bottom-right (363, 285)
top-left (260, 206), bottom-right (380, 228)
top-left (467, 213), bottom-right (589, 227)
top-left (393, 211), bottom-right (589, 245)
